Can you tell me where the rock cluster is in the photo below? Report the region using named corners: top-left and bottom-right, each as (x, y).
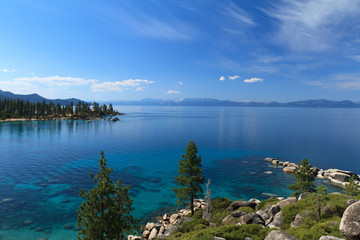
top-left (140, 199), bottom-right (206, 240)
top-left (265, 157), bottom-right (360, 188)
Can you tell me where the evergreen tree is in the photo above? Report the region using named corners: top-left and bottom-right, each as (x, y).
top-left (77, 151), bottom-right (139, 240)
top-left (344, 174), bottom-right (360, 197)
top-left (173, 140), bottom-right (205, 215)
top-left (315, 185), bottom-right (328, 221)
top-left (288, 158), bottom-right (316, 197)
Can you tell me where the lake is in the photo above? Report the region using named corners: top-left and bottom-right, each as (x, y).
top-left (0, 106), bottom-right (359, 240)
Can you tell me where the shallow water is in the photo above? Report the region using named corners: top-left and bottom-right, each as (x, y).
top-left (0, 106), bottom-right (359, 239)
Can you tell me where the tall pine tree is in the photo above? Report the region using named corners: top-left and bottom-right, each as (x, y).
top-left (77, 151), bottom-right (139, 240)
top-left (173, 140), bottom-right (205, 215)
top-left (288, 158), bottom-right (316, 197)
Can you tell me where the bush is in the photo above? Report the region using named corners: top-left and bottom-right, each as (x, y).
top-left (168, 224), bottom-right (270, 240)
top-left (286, 218), bottom-right (342, 240)
top-left (176, 218), bottom-right (209, 233)
top-left (193, 224), bottom-right (207, 231)
top-left (212, 198), bottom-right (232, 210)
top-left (238, 206), bottom-right (256, 214)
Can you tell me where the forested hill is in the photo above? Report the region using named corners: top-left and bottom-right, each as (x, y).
top-left (0, 89), bottom-right (82, 106)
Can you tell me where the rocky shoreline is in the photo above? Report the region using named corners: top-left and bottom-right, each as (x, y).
top-left (264, 157), bottom-right (360, 188)
top-left (129, 194), bottom-right (360, 240)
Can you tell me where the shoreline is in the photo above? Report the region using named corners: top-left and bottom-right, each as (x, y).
top-left (0, 113), bottom-right (125, 123)
top-left (265, 157), bottom-right (360, 189)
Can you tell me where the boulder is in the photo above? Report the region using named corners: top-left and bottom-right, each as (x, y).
top-left (159, 225), bottom-right (165, 235)
top-left (169, 214), bottom-right (180, 224)
top-left (248, 198), bottom-right (261, 204)
top-left (142, 230), bottom-right (150, 239)
top-left (232, 211), bottom-right (246, 218)
top-left (277, 197), bottom-right (297, 208)
top-left (163, 226), bottom-right (177, 237)
top-left (264, 230), bottom-right (298, 240)
top-left (298, 192), bottom-right (310, 201)
top-left (340, 201), bottom-right (360, 240)
top-left (272, 160), bottom-right (280, 165)
top-left (319, 236), bottom-right (344, 240)
top-left (283, 167), bottom-right (297, 173)
top-left (290, 214), bottom-right (302, 228)
top-left (226, 200), bottom-right (257, 211)
top-left (163, 214), bottom-right (169, 221)
top-left (214, 237), bottom-right (226, 240)
top-left (148, 227), bottom-right (158, 240)
top-left (256, 210), bottom-right (269, 220)
top-left (346, 199), bottom-right (358, 206)
top-left (127, 235), bottom-right (142, 240)
top-left (265, 157), bottom-right (276, 162)
top-left (146, 222), bottom-right (155, 231)
top-left (238, 213), bottom-right (264, 225)
top-left (244, 238), bottom-right (254, 240)
top-left (268, 212), bottom-right (283, 229)
top-left (268, 205), bottom-right (281, 218)
top-left (329, 173), bottom-right (350, 182)
top-left (222, 215), bottom-right (239, 225)
top-left (287, 163), bottom-right (298, 168)
top-left (283, 161), bottom-right (290, 167)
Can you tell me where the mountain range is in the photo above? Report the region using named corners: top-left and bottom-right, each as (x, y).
top-left (1, 89), bottom-right (360, 108)
top-left (0, 89), bottom-right (82, 105)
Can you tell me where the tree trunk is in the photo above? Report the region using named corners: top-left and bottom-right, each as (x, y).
top-left (190, 194), bottom-right (194, 216)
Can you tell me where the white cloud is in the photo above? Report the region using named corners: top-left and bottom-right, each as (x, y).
top-left (244, 78), bottom-right (264, 83)
top-left (229, 75), bottom-right (240, 80)
top-left (167, 90), bottom-right (181, 94)
top-left (222, 3), bottom-right (255, 26)
top-left (264, 0), bottom-right (360, 52)
top-left (91, 79), bottom-right (154, 92)
top-left (14, 75), bottom-right (96, 87)
top-left (219, 76), bottom-right (225, 81)
top-left (177, 81), bottom-right (184, 86)
top-left (0, 69), bottom-right (10, 72)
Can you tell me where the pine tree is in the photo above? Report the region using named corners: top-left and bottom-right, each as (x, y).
top-left (344, 174), bottom-right (360, 197)
top-left (173, 140), bottom-right (206, 215)
top-left (77, 151), bottom-right (139, 240)
top-left (288, 158), bottom-right (316, 197)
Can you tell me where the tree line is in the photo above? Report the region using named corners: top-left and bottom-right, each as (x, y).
top-left (0, 98), bottom-right (117, 120)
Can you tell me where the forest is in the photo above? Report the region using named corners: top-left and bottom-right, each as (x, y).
top-left (0, 98), bottom-right (119, 120)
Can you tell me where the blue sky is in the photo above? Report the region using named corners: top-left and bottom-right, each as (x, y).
top-left (0, 0), bottom-right (360, 102)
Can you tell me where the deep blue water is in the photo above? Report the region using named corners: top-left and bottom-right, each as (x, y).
top-left (0, 106), bottom-right (360, 239)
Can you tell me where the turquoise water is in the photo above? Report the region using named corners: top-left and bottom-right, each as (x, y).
top-left (0, 106), bottom-right (360, 239)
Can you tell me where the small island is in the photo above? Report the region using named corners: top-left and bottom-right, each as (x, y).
top-left (0, 98), bottom-right (123, 121)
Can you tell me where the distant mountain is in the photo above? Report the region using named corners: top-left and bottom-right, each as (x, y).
top-left (107, 98), bottom-right (360, 108)
top-left (0, 90), bottom-right (82, 105)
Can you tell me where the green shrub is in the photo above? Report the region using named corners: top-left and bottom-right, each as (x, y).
top-left (168, 224), bottom-right (270, 240)
top-left (238, 206), bottom-right (256, 214)
top-left (212, 198), bottom-right (232, 210)
top-left (286, 218), bottom-right (342, 240)
top-left (193, 224), bottom-right (207, 231)
top-left (176, 218), bottom-right (209, 233)
top-left (256, 198), bottom-right (280, 210)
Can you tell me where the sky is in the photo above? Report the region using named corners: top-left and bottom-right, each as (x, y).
top-left (0, 0), bottom-right (360, 102)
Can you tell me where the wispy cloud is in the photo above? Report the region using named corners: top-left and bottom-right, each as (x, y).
top-left (177, 81), bottom-right (184, 86)
top-left (91, 79), bottom-right (154, 92)
top-left (167, 90), bottom-right (180, 94)
top-left (87, 2), bottom-right (195, 42)
top-left (13, 75), bottom-right (96, 87)
top-left (229, 74), bottom-right (240, 80)
top-left (264, 0), bottom-right (360, 52)
top-left (244, 78), bottom-right (264, 83)
top-left (349, 55), bottom-right (360, 62)
top-left (219, 76), bottom-right (225, 81)
top-left (309, 73), bottom-right (360, 90)
top-left (221, 2), bottom-right (255, 36)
